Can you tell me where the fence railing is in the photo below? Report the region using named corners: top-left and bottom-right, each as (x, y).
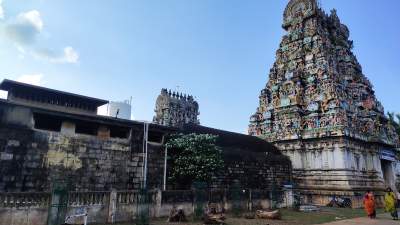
top-left (0, 192), bottom-right (51, 208)
top-left (0, 188), bottom-right (286, 208)
top-left (68, 191), bottom-right (109, 206)
top-left (0, 188), bottom-right (292, 225)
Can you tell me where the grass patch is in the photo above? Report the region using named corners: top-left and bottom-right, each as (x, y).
top-left (281, 208), bottom-right (384, 224)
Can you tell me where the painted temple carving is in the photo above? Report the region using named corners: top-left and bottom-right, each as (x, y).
top-left (249, 0), bottom-right (399, 203)
top-left (153, 89), bottom-right (200, 127)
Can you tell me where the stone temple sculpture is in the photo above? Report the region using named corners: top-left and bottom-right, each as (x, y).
top-left (249, 0), bottom-right (399, 205)
top-left (154, 89), bottom-right (200, 127)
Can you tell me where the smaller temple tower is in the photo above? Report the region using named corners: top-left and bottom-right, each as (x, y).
top-left (153, 89), bottom-right (199, 127)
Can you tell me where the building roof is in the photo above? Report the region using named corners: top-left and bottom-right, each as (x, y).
top-left (0, 79), bottom-right (108, 107)
top-left (0, 98), bottom-right (174, 132)
top-left (180, 123), bottom-right (280, 154)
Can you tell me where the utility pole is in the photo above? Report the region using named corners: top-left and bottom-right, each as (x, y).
top-left (142, 122), bottom-right (149, 189)
top-left (163, 146), bottom-right (168, 191)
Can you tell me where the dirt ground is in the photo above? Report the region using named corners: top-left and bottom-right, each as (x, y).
top-left (110, 208), bottom-right (384, 225)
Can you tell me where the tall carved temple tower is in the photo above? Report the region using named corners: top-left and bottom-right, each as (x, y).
top-left (249, 0), bottom-right (399, 204)
top-left (153, 89), bottom-right (200, 127)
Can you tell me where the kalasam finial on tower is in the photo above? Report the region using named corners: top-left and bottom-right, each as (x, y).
top-left (283, 0), bottom-right (318, 29)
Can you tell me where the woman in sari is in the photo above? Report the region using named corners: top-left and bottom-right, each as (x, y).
top-left (384, 187), bottom-right (398, 220)
top-left (363, 191), bottom-right (376, 219)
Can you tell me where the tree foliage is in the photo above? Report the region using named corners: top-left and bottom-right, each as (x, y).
top-left (165, 133), bottom-right (224, 186)
top-left (388, 112), bottom-right (400, 136)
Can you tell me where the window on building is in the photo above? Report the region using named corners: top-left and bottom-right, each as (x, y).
top-left (148, 131), bottom-right (164, 144)
top-left (75, 121), bottom-right (98, 135)
top-left (109, 126), bottom-right (130, 139)
top-left (33, 113), bottom-right (62, 132)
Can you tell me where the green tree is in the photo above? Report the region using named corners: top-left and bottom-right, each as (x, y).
top-left (396, 114), bottom-right (400, 136)
top-left (165, 133), bottom-right (224, 187)
top-left (388, 112), bottom-right (400, 136)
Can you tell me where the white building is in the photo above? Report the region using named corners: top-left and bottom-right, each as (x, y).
top-left (98, 100), bottom-right (132, 120)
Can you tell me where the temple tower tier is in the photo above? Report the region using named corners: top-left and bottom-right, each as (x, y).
top-left (153, 88), bottom-right (200, 127)
top-left (249, 0), bottom-right (399, 206)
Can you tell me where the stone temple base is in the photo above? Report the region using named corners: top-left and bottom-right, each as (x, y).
top-left (293, 169), bottom-right (386, 208)
top-left (275, 137), bottom-right (397, 208)
top-left (297, 189), bottom-right (385, 208)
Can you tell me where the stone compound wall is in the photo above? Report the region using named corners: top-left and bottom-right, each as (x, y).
top-left (0, 101), bottom-right (292, 192)
top-left (214, 151), bottom-right (292, 190)
top-left (0, 102), bottom-right (166, 192)
top-left (0, 189), bottom-right (293, 225)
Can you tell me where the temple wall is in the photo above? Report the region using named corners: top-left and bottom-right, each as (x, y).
top-left (276, 137), bottom-right (393, 196)
top-left (0, 103), bottom-right (165, 192)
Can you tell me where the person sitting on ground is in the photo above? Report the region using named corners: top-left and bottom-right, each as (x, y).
top-left (363, 190), bottom-right (376, 219)
top-left (385, 187), bottom-right (398, 220)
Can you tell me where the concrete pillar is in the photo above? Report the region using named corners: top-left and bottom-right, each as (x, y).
top-left (248, 189), bottom-right (253, 211)
top-left (370, 153), bottom-right (374, 170)
top-left (305, 151), bottom-right (311, 169)
top-left (61, 121), bottom-right (75, 136)
top-left (334, 148), bottom-right (344, 169)
top-left (98, 126), bottom-right (110, 140)
top-left (329, 149), bottom-right (335, 169)
top-left (310, 151), bottom-right (315, 169)
top-left (293, 150), bottom-right (303, 169)
top-left (155, 189), bottom-right (162, 217)
top-left (362, 153), bottom-right (368, 171)
top-left (283, 185), bottom-right (294, 208)
top-left (107, 189), bottom-right (117, 223)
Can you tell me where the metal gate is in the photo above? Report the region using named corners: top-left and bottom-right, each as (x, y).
top-left (136, 188), bottom-right (151, 225)
top-left (47, 181), bottom-right (69, 225)
top-left (193, 181), bottom-right (207, 220)
top-left (230, 181), bottom-right (243, 216)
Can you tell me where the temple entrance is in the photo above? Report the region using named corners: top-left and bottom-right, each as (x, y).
top-left (381, 159), bottom-right (395, 188)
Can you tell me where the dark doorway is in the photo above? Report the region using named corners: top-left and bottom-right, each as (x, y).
top-left (381, 160), bottom-right (395, 188)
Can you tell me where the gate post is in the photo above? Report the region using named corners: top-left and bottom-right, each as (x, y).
top-left (107, 189), bottom-right (117, 223)
top-left (283, 184), bottom-right (294, 208)
top-left (47, 181), bottom-right (69, 225)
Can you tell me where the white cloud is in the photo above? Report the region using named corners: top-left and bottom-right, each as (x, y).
top-left (33, 46), bottom-right (79, 64)
top-left (1, 7), bottom-right (79, 64)
top-left (16, 74), bottom-right (44, 86)
top-left (4, 10), bottom-right (43, 45)
top-left (63, 46), bottom-right (79, 63)
top-left (20, 10), bottom-right (43, 31)
top-left (0, 0), bottom-right (4, 20)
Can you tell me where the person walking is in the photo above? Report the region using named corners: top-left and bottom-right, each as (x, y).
top-left (385, 187), bottom-right (398, 220)
top-left (363, 190), bottom-right (376, 219)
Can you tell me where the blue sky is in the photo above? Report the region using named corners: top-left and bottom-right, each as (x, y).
top-left (0, 0), bottom-right (399, 133)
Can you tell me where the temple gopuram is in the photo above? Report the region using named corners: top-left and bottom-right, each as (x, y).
top-left (249, 0), bottom-right (400, 205)
top-left (153, 89), bottom-right (200, 127)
